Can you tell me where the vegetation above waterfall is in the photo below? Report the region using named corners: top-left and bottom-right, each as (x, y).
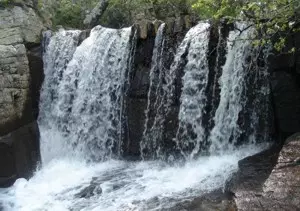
top-left (49, 0), bottom-right (299, 50)
top-left (191, 0), bottom-right (300, 51)
top-left (1, 0), bottom-right (298, 50)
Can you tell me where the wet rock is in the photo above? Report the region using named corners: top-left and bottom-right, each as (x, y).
top-left (137, 20), bottom-right (154, 39)
top-left (75, 183), bottom-right (102, 199)
top-left (0, 143), bottom-right (16, 187)
top-left (27, 45), bottom-right (44, 120)
top-left (271, 71), bottom-right (300, 139)
top-left (170, 190), bottom-right (237, 211)
top-left (153, 19), bottom-right (164, 34)
top-left (123, 99), bottom-right (148, 157)
top-left (0, 122), bottom-right (40, 187)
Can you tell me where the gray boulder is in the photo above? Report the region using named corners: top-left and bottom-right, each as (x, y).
top-left (231, 133), bottom-right (300, 210)
top-left (0, 5), bottom-right (44, 45)
top-left (0, 44), bottom-right (32, 135)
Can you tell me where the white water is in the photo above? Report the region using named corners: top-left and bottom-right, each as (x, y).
top-left (0, 145), bottom-right (266, 211)
top-left (209, 23), bottom-right (257, 152)
top-left (39, 26), bottom-right (134, 162)
top-left (175, 22), bottom-right (211, 159)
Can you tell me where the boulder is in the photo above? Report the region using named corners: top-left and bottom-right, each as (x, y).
top-left (262, 133), bottom-right (300, 210)
top-left (230, 133), bottom-right (300, 210)
top-left (0, 5), bottom-right (44, 45)
top-left (0, 122), bottom-right (40, 187)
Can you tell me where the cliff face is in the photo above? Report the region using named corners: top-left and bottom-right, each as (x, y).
top-left (0, 2), bottom-right (44, 134)
top-left (0, 2), bottom-right (44, 186)
top-left (270, 33), bottom-right (300, 140)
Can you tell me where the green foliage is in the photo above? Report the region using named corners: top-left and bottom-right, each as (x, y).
top-left (36, 0), bottom-right (299, 53)
top-left (52, 0), bottom-right (83, 28)
top-left (0, 0), bottom-right (15, 6)
top-left (40, 0), bottom-right (98, 29)
top-left (191, 0), bottom-right (300, 51)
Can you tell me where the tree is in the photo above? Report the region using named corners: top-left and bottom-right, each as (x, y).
top-left (190, 0), bottom-right (300, 51)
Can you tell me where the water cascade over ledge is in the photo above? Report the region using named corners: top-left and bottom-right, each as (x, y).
top-left (0, 23), bottom-right (272, 211)
top-left (39, 26), bottom-right (135, 162)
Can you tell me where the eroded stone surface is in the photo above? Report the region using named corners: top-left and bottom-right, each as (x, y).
top-left (231, 134), bottom-right (300, 211)
top-left (0, 3), bottom-right (44, 136)
top-left (0, 5), bottom-right (44, 45)
top-left (0, 44), bottom-right (32, 135)
top-left (262, 133), bottom-right (300, 210)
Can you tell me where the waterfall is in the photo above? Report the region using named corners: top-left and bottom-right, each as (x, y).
top-left (39, 26), bottom-right (135, 163)
top-left (175, 22), bottom-right (211, 159)
top-left (208, 23), bottom-right (270, 153)
top-left (141, 23), bottom-right (166, 159)
top-left (0, 22), bottom-right (272, 211)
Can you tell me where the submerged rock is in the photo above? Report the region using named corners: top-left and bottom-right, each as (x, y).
top-left (75, 183), bottom-right (102, 199)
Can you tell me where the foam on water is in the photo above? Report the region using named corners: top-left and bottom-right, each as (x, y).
top-left (0, 144), bottom-right (266, 211)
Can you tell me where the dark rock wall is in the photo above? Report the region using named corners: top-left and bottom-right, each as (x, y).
top-left (123, 18), bottom-right (192, 158)
top-left (0, 122), bottom-right (40, 187)
top-left (270, 31), bottom-right (300, 141)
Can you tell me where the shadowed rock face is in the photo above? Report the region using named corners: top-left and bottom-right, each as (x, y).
top-left (230, 133), bottom-right (300, 211)
top-left (0, 3), bottom-right (44, 187)
top-left (270, 31), bottom-right (300, 141)
top-left (0, 122), bottom-right (40, 187)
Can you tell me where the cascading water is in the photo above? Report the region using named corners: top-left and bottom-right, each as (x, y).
top-left (0, 23), bottom-right (271, 211)
top-left (208, 23), bottom-right (271, 153)
top-left (175, 22), bottom-right (211, 159)
top-left (39, 26), bottom-right (134, 162)
top-left (141, 23), bottom-right (166, 159)
top-left (38, 29), bottom-right (82, 163)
